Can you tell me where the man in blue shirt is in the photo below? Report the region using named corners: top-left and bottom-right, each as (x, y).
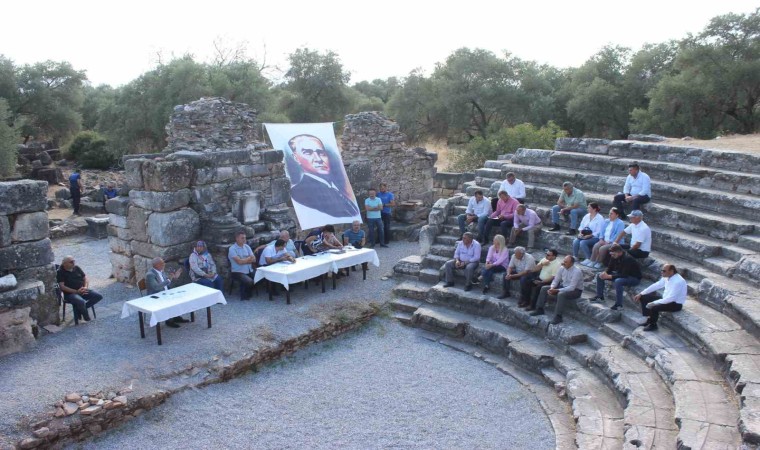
top-left (69, 169), bottom-right (82, 215)
top-left (365, 188), bottom-right (387, 248)
top-left (342, 220), bottom-right (366, 248)
top-left (613, 163), bottom-right (651, 220)
top-left (377, 183), bottom-right (395, 246)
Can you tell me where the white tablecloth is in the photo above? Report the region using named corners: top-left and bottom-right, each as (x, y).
top-left (121, 283), bottom-right (227, 327)
top-left (252, 248), bottom-right (379, 290)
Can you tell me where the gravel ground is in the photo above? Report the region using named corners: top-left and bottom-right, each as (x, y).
top-left (78, 319), bottom-right (555, 450)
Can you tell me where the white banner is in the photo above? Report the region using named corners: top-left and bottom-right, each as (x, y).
top-left (265, 123), bottom-right (361, 230)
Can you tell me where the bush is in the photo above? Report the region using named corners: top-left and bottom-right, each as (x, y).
top-left (448, 121), bottom-right (567, 172)
top-left (66, 131), bottom-right (115, 169)
top-left (0, 99), bottom-right (19, 178)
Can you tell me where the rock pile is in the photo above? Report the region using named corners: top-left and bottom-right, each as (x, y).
top-left (16, 142), bottom-right (64, 185)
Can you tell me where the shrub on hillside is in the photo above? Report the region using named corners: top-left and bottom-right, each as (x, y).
top-left (448, 121), bottom-right (567, 172)
top-left (0, 99), bottom-right (19, 178)
top-left (66, 131), bottom-right (115, 169)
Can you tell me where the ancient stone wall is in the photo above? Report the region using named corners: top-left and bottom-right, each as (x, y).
top-left (165, 97), bottom-right (261, 152)
top-left (0, 180), bottom-right (58, 356)
top-left (340, 112), bottom-right (437, 212)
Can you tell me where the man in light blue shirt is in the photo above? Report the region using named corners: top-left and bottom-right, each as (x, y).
top-left (364, 188), bottom-right (387, 248)
top-left (443, 232), bottom-right (482, 291)
top-left (458, 190), bottom-right (492, 236)
top-left (613, 163), bottom-right (651, 220)
top-left (228, 231), bottom-right (256, 300)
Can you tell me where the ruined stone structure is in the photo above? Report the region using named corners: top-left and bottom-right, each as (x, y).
top-left (0, 180), bottom-right (58, 356)
top-left (16, 142), bottom-right (64, 185)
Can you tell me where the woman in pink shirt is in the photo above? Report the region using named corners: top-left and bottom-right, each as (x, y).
top-left (479, 234), bottom-right (510, 293)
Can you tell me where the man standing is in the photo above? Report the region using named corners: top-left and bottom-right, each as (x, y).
top-left (69, 169), bottom-right (83, 216)
top-left (613, 163), bottom-right (651, 220)
top-left (509, 204), bottom-right (542, 248)
top-left (365, 188), bottom-right (387, 248)
top-left (443, 232), bottom-right (482, 291)
top-left (530, 255), bottom-right (584, 325)
top-left (634, 264), bottom-right (686, 331)
top-left (287, 134), bottom-right (360, 218)
top-left (458, 190), bottom-right (492, 238)
top-left (614, 210), bottom-right (652, 259)
top-left (498, 172), bottom-right (526, 204)
top-left (549, 182), bottom-right (587, 235)
top-left (145, 257), bottom-right (185, 328)
top-left (524, 249), bottom-right (561, 310)
top-left (591, 244), bottom-right (642, 311)
top-left (228, 231), bottom-right (256, 300)
top-left (500, 246), bottom-right (536, 300)
top-left (57, 256), bottom-right (103, 323)
top-left (378, 183), bottom-right (395, 246)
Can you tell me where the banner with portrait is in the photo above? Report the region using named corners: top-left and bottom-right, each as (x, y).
top-left (264, 123), bottom-right (361, 230)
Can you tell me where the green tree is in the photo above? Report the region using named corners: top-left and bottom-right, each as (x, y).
top-left (282, 48), bottom-right (351, 122)
top-left (0, 98), bottom-right (19, 178)
top-left (66, 130), bottom-right (114, 169)
top-left (353, 77), bottom-right (399, 103)
top-left (386, 69), bottom-right (447, 142)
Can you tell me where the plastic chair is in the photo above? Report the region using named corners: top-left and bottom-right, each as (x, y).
top-left (56, 265), bottom-right (97, 325)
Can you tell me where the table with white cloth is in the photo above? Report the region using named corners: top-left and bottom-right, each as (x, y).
top-left (253, 247), bottom-right (380, 303)
top-left (121, 283), bottom-right (227, 345)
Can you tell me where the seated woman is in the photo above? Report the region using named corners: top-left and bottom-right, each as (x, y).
top-left (479, 234), bottom-right (510, 294)
top-left (189, 240), bottom-right (224, 291)
top-left (582, 207), bottom-right (626, 270)
top-left (305, 225), bottom-right (343, 254)
top-left (572, 202), bottom-right (604, 262)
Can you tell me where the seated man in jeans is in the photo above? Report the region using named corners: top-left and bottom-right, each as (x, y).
top-left (613, 210), bottom-right (652, 259)
top-left (57, 256), bottom-right (103, 322)
top-left (530, 255), bottom-right (584, 325)
top-left (549, 181), bottom-right (587, 235)
top-left (634, 264), bottom-right (686, 332)
top-left (591, 244), bottom-right (642, 311)
top-left (443, 232), bottom-right (481, 291)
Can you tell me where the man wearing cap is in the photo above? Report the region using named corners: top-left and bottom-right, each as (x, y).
top-left (591, 244), bottom-right (642, 311)
top-left (57, 256), bottom-right (103, 323)
top-left (634, 264), bottom-right (686, 331)
top-left (613, 210), bottom-right (652, 259)
top-left (613, 163), bottom-right (651, 220)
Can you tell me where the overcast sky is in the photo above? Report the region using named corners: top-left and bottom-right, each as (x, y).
top-left (2, 0), bottom-right (757, 87)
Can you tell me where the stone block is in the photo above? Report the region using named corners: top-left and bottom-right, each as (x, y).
top-left (108, 236), bottom-right (132, 256)
top-left (0, 239), bottom-right (54, 271)
top-left (0, 307), bottom-right (36, 358)
top-left (85, 216), bottom-right (110, 239)
top-left (108, 213), bottom-right (128, 229)
top-left (0, 280), bottom-right (45, 309)
top-left (80, 201), bottom-right (104, 215)
top-left (132, 254), bottom-right (152, 284)
top-left (345, 160), bottom-right (373, 191)
top-left (0, 274), bottom-right (17, 292)
top-left (124, 158), bottom-right (145, 189)
top-left (236, 164), bottom-right (270, 178)
top-left (270, 178), bottom-right (291, 206)
top-left (107, 224), bottom-right (133, 241)
top-left (147, 208), bottom-right (200, 247)
top-left (11, 263), bottom-right (58, 325)
top-left (0, 180), bottom-right (48, 215)
top-left (141, 159), bottom-right (193, 192)
top-left (131, 240), bottom-right (195, 261)
top-left (127, 206), bottom-right (150, 242)
top-left (206, 149), bottom-right (253, 166)
top-left (0, 215), bottom-right (10, 247)
top-left (109, 252), bottom-right (135, 283)
top-left (260, 149), bottom-right (283, 164)
top-left (128, 189), bottom-right (191, 212)
top-left (55, 188), bottom-right (71, 200)
top-left (419, 225), bottom-right (439, 255)
top-left (11, 212), bottom-right (49, 243)
top-left (105, 197), bottom-right (130, 216)
top-left (231, 190), bottom-right (262, 224)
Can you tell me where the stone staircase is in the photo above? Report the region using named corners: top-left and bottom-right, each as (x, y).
top-left (392, 138), bottom-right (760, 449)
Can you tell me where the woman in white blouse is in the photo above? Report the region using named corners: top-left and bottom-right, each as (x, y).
top-left (572, 202), bottom-right (604, 262)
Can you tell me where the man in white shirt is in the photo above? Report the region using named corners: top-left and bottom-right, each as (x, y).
top-left (498, 172), bottom-right (526, 204)
top-left (499, 246), bottom-right (536, 300)
top-left (634, 264), bottom-right (686, 331)
top-left (259, 239), bottom-right (297, 266)
top-left (613, 163), bottom-right (651, 220)
top-left (530, 255), bottom-right (584, 324)
top-left (614, 210), bottom-right (652, 258)
top-left (268, 230), bottom-right (298, 258)
top-left (458, 190), bottom-right (492, 237)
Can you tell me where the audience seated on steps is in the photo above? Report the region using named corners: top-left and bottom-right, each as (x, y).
top-left (634, 264), bottom-right (686, 332)
top-left (523, 248), bottom-right (561, 310)
top-left (189, 240), bottom-right (224, 291)
top-left (549, 181), bottom-right (587, 235)
top-left (482, 191), bottom-right (519, 244)
top-left (478, 234), bottom-right (509, 294)
top-left (613, 162), bottom-right (651, 221)
top-left (457, 190), bottom-right (492, 238)
top-left (530, 255), bottom-right (584, 325)
top-left (444, 232), bottom-right (481, 291)
top-left (571, 202), bottom-right (604, 262)
top-left (509, 204), bottom-right (541, 249)
top-left (613, 210), bottom-right (652, 259)
top-left (590, 244), bottom-right (642, 311)
top-left (498, 246), bottom-right (536, 301)
top-left (497, 172), bottom-right (526, 207)
top-left (581, 207), bottom-right (626, 270)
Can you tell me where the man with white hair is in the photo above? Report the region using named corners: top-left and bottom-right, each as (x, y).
top-left (500, 246), bottom-right (536, 300)
top-left (269, 230), bottom-right (298, 258)
top-left (443, 232), bottom-right (482, 291)
top-left (530, 255), bottom-right (584, 325)
top-left (145, 257), bottom-right (184, 328)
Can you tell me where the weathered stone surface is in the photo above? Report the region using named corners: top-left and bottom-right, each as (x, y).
top-left (230, 190), bottom-right (262, 224)
top-left (270, 178), bottom-right (291, 206)
top-left (108, 213), bottom-right (128, 229)
top-left (127, 206), bottom-right (150, 242)
top-left (418, 225), bottom-right (439, 256)
top-left (107, 224), bottom-right (133, 241)
top-left (105, 196), bottom-right (130, 216)
top-left (109, 252), bottom-right (134, 283)
top-left (55, 187), bottom-right (71, 200)
top-left (65, 393), bottom-right (81, 403)
top-left (0, 280), bottom-right (45, 308)
top-left (0, 215), bottom-right (10, 247)
top-left (0, 274), bottom-right (17, 293)
top-left (165, 97), bottom-right (260, 152)
top-left (555, 137), bottom-right (611, 154)
top-left (85, 216), bottom-right (110, 239)
top-left (628, 133), bottom-right (667, 142)
top-left (147, 208), bottom-right (200, 247)
top-left (735, 255), bottom-right (760, 288)
top-left (130, 240), bottom-right (195, 261)
top-left (0, 239), bottom-right (54, 271)
top-left (0, 307), bottom-right (36, 357)
top-left (393, 255), bottom-right (423, 278)
top-left (108, 236), bottom-right (132, 256)
top-left (63, 402), bottom-right (79, 416)
top-left (141, 159), bottom-right (193, 192)
top-left (129, 189), bottom-right (191, 213)
top-left (124, 158), bottom-right (145, 189)
top-left (0, 180), bottom-right (48, 215)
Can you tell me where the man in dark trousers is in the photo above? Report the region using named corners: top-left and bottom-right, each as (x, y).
top-left (69, 169), bottom-right (82, 215)
top-left (57, 255), bottom-right (102, 322)
top-left (591, 244), bottom-right (642, 311)
top-left (145, 257), bottom-right (185, 328)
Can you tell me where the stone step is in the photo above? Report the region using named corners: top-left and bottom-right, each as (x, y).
top-left (422, 254), bottom-right (448, 270)
top-left (564, 366), bottom-right (625, 448)
top-left (484, 160), bottom-right (508, 170)
top-left (738, 234), bottom-right (760, 253)
top-left (419, 268), bottom-right (441, 284)
top-left (391, 280), bottom-right (429, 301)
top-left (554, 138), bottom-right (760, 175)
top-left (434, 235), bottom-right (459, 246)
top-left (389, 297), bottom-right (424, 313)
top-left (474, 167), bottom-right (504, 180)
top-left (392, 255), bottom-right (423, 278)
top-left (392, 311), bottom-right (413, 326)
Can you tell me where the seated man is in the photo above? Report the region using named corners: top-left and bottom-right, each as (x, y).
top-left (228, 230), bottom-right (256, 300)
top-left (634, 264), bottom-right (686, 332)
top-left (500, 246), bottom-right (536, 301)
top-left (498, 172), bottom-right (526, 205)
top-left (549, 181), bottom-right (587, 235)
top-left (613, 210), bottom-right (652, 259)
top-left (509, 204), bottom-right (541, 248)
top-left (57, 256), bottom-right (103, 323)
top-left (458, 190), bottom-right (492, 238)
top-left (103, 183), bottom-right (118, 200)
top-left (483, 191), bottom-right (519, 244)
top-left (259, 239), bottom-right (297, 266)
top-left (524, 249), bottom-right (561, 310)
top-left (591, 244), bottom-right (642, 311)
top-left (343, 220), bottom-right (368, 273)
top-left (613, 163), bottom-right (651, 220)
top-left (443, 232), bottom-right (481, 291)
top-left (530, 255), bottom-right (584, 325)
top-left (269, 230), bottom-right (298, 258)
top-left (146, 257), bottom-right (185, 328)
top-left (305, 224), bottom-right (343, 253)
top-left (189, 241), bottom-right (223, 291)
